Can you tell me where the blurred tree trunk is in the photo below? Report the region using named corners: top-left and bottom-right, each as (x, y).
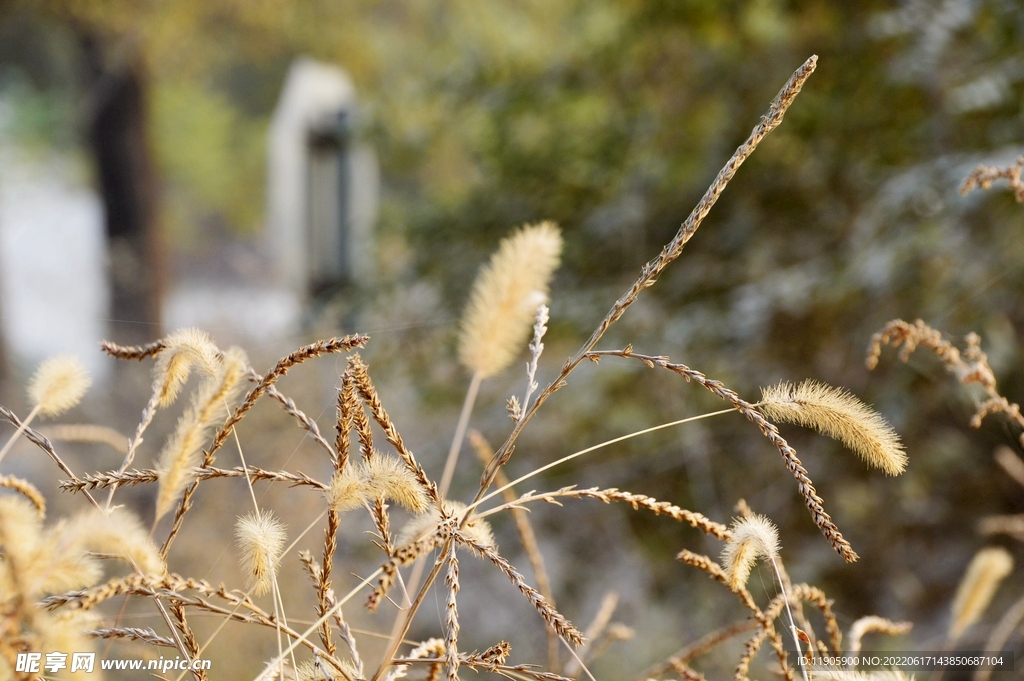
top-left (80, 33), bottom-right (164, 345)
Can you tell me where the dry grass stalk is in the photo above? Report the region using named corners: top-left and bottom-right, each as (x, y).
top-left (160, 334), bottom-right (368, 556)
top-left (249, 369), bottom-right (335, 462)
top-left (469, 428), bottom-right (559, 669)
top-left (444, 545), bottom-right (460, 681)
top-left (591, 349), bottom-right (857, 562)
top-left (475, 56), bottom-right (819, 505)
top-left (336, 367), bottom-right (358, 471)
top-left (961, 156), bottom-right (1024, 201)
top-left (349, 355), bottom-right (438, 506)
top-left (454, 527), bottom-right (584, 647)
top-left (636, 619), bottom-right (759, 681)
top-left (63, 465), bottom-right (328, 494)
top-left (0, 473), bottom-right (46, 516)
top-left (458, 222), bottom-right (563, 379)
top-left (85, 625), bottom-right (177, 647)
top-left (170, 600), bottom-right (207, 681)
top-left (320, 509), bottom-right (341, 656)
top-left (368, 527), bottom-right (449, 612)
top-left (847, 616), bottom-right (912, 656)
top-left (101, 338), bottom-right (167, 361)
top-left (867, 320), bottom-right (1024, 441)
top-left (487, 485), bottom-right (730, 540)
top-left (760, 381), bottom-right (906, 476)
top-left (949, 546), bottom-right (1014, 641)
top-left (789, 584), bottom-right (842, 654)
top-left (1, 406), bottom-right (101, 510)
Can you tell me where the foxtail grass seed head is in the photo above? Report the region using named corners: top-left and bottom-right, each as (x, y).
top-left (236, 511), bottom-right (287, 596)
top-left (28, 355), bottom-right (91, 417)
top-left (760, 380), bottom-right (907, 476)
top-left (458, 221), bottom-right (563, 378)
top-left (721, 514), bottom-right (780, 590)
top-left (326, 454), bottom-right (430, 514)
top-left (67, 507), bottom-right (165, 576)
top-left (154, 346), bottom-right (248, 521)
top-left (152, 328), bottom-right (222, 407)
top-left (949, 546), bottom-right (1014, 641)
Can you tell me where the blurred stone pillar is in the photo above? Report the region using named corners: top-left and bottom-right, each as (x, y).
top-left (80, 34), bottom-right (164, 345)
top-left (267, 58), bottom-right (378, 310)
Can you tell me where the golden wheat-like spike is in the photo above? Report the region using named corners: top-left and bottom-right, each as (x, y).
top-left (235, 511), bottom-right (287, 597)
top-left (949, 546), bottom-right (1014, 641)
top-left (458, 222), bottom-right (563, 379)
top-left (760, 380), bottom-right (907, 476)
top-left (720, 515), bottom-right (780, 591)
top-left (444, 545), bottom-right (461, 681)
top-left (28, 355), bottom-right (91, 417)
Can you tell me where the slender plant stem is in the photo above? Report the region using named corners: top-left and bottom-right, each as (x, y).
top-left (0, 403), bottom-right (41, 465)
top-left (771, 557), bottom-right (809, 681)
top-left (467, 408), bottom-right (737, 517)
top-left (439, 372), bottom-right (482, 499)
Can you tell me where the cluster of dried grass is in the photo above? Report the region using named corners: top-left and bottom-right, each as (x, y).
top-left (0, 55), bottom-right (965, 681)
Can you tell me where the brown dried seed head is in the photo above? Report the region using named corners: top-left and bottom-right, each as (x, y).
top-left (949, 547), bottom-right (1013, 641)
top-left (28, 355), bottom-right (91, 417)
top-left (720, 514), bottom-right (780, 590)
top-left (458, 222), bottom-right (562, 378)
top-left (235, 510), bottom-right (287, 596)
top-left (760, 380), bottom-right (907, 476)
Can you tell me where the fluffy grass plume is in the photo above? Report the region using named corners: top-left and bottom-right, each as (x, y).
top-left (64, 507), bottom-right (165, 576)
top-left (949, 546), bottom-right (1014, 641)
top-left (155, 346), bottom-right (248, 520)
top-left (458, 221), bottom-right (562, 378)
top-left (152, 328), bottom-right (221, 407)
top-left (760, 380), bottom-right (907, 476)
top-left (235, 510), bottom-right (287, 596)
top-left (720, 514), bottom-right (780, 590)
top-left (326, 454), bottom-right (430, 513)
top-left (28, 355), bottom-right (91, 417)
